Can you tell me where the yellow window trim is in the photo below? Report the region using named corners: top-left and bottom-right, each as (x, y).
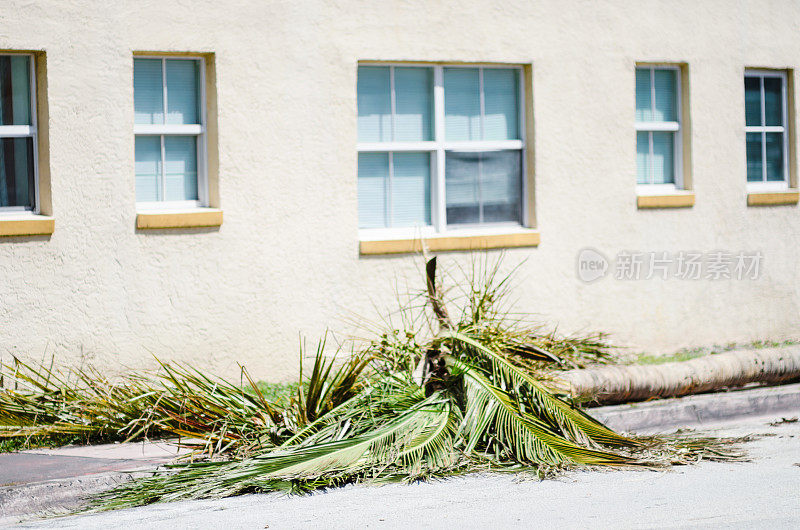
top-left (637, 193), bottom-right (695, 209)
top-left (360, 231), bottom-right (540, 255)
top-left (746, 190), bottom-right (799, 206)
top-left (0, 216), bottom-right (54, 237)
top-left (136, 208), bottom-right (223, 229)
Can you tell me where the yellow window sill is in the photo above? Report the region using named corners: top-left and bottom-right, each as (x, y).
top-left (637, 193), bottom-right (695, 209)
top-left (360, 230), bottom-right (540, 255)
top-left (136, 208), bottom-right (223, 229)
top-left (0, 215), bottom-right (55, 237)
top-left (746, 190), bottom-right (799, 206)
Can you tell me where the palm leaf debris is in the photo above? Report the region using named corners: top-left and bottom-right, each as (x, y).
top-left (0, 257), bottom-right (747, 510)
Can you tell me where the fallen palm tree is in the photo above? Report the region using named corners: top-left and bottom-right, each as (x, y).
top-left (560, 345), bottom-right (800, 405)
top-left (0, 258), bottom-right (746, 511)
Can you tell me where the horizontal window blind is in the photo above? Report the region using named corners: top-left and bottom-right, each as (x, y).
top-left (166, 60), bottom-right (199, 125)
top-left (164, 136), bottom-right (198, 201)
top-left (357, 151), bottom-right (431, 229)
top-left (358, 64), bottom-right (524, 232)
top-left (394, 68), bottom-right (432, 142)
top-left (134, 59), bottom-right (164, 125)
top-left (444, 68), bottom-right (481, 141)
top-left (651, 132), bottom-right (674, 185)
top-left (483, 68), bottom-right (520, 141)
top-left (134, 57), bottom-right (204, 204)
top-left (134, 136), bottom-right (162, 202)
top-left (635, 66), bottom-right (680, 186)
top-left (744, 71), bottom-right (788, 185)
top-left (357, 67), bottom-right (391, 143)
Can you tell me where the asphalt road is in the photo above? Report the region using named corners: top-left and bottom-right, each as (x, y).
top-left (13, 414), bottom-right (800, 529)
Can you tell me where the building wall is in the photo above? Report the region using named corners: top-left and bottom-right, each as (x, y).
top-left (0, 0), bottom-right (798, 380)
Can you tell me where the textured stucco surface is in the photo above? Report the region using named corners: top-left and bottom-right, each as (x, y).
top-left (0, 0), bottom-right (799, 381)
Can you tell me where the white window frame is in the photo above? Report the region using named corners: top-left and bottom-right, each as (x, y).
top-left (134, 55), bottom-right (208, 210)
top-left (744, 69), bottom-right (790, 192)
top-left (0, 52), bottom-right (39, 215)
top-left (635, 65), bottom-right (683, 195)
top-left (357, 63), bottom-right (527, 240)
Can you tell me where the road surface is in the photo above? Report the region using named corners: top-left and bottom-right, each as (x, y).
top-left (13, 414), bottom-right (800, 529)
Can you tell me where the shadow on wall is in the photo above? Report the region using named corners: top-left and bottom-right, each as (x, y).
top-left (134, 227), bottom-right (220, 236)
top-left (0, 235), bottom-right (51, 244)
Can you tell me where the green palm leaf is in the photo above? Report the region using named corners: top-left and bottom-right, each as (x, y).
top-left (455, 358), bottom-right (639, 467)
top-left (3, 256), bottom-right (746, 512)
top-left (94, 391), bottom-right (459, 508)
top-left (443, 330), bottom-right (640, 448)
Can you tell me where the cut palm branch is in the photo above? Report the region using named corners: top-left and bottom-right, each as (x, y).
top-left (559, 345), bottom-right (800, 405)
top-left (0, 256), bottom-right (747, 511)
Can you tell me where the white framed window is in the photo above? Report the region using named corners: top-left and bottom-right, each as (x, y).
top-left (0, 53), bottom-right (38, 213)
top-left (635, 65), bottom-right (682, 193)
top-left (744, 69), bottom-right (789, 191)
top-left (357, 64), bottom-right (526, 236)
top-left (134, 56), bottom-right (206, 209)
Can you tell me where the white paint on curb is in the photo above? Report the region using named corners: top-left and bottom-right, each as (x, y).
top-left (591, 382), bottom-right (800, 433)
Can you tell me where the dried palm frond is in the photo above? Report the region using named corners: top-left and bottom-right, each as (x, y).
top-left (0, 256), bottom-right (747, 512)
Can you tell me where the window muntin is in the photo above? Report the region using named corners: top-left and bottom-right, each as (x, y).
top-left (0, 54), bottom-right (37, 212)
top-left (744, 70), bottom-right (788, 187)
top-left (134, 57), bottom-right (205, 206)
top-left (635, 66), bottom-right (681, 187)
top-left (357, 64), bottom-right (524, 232)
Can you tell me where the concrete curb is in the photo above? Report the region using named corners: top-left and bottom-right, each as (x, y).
top-left (0, 464), bottom-right (165, 526)
top-left (0, 441), bottom-right (185, 526)
top-left (0, 471), bottom-right (138, 526)
top-left (591, 382), bottom-right (800, 433)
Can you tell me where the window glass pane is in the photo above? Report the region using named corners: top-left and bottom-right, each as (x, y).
top-left (134, 59), bottom-right (164, 125)
top-left (445, 150), bottom-right (521, 225)
top-left (135, 136), bottom-right (162, 202)
top-left (651, 132), bottom-right (674, 184)
top-left (763, 77), bottom-right (783, 127)
top-left (765, 132), bottom-right (784, 181)
top-left (636, 131), bottom-right (650, 184)
top-left (392, 152), bottom-right (430, 226)
top-left (744, 76), bottom-right (761, 127)
top-left (357, 67), bottom-right (391, 142)
top-left (444, 68), bottom-right (481, 141)
top-left (745, 132), bottom-right (763, 182)
top-left (0, 55), bottom-right (31, 126)
top-left (164, 136), bottom-right (198, 201)
top-left (483, 69), bottom-right (519, 140)
top-left (0, 137), bottom-right (34, 208)
top-left (635, 68), bottom-right (652, 122)
top-left (358, 152), bottom-right (388, 228)
top-left (393, 68), bottom-right (432, 142)
top-left (165, 60), bottom-right (199, 125)
top-left (481, 150), bottom-right (521, 223)
top-left (652, 69), bottom-right (676, 122)
top-left (445, 151), bottom-right (480, 224)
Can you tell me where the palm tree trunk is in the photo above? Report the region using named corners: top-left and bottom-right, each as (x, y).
top-left (557, 345), bottom-right (800, 405)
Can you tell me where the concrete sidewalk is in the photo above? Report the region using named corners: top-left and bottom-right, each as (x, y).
top-left (1, 383), bottom-right (798, 526)
top-left (0, 441), bottom-right (185, 485)
top-left (0, 441), bottom-right (188, 524)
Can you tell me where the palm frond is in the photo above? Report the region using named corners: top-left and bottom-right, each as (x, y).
top-left (2, 255), bottom-right (749, 512)
top-left (455, 359), bottom-right (639, 467)
top-left (443, 330), bottom-right (639, 449)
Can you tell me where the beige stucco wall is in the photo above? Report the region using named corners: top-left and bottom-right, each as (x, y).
top-left (0, 0), bottom-right (798, 381)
